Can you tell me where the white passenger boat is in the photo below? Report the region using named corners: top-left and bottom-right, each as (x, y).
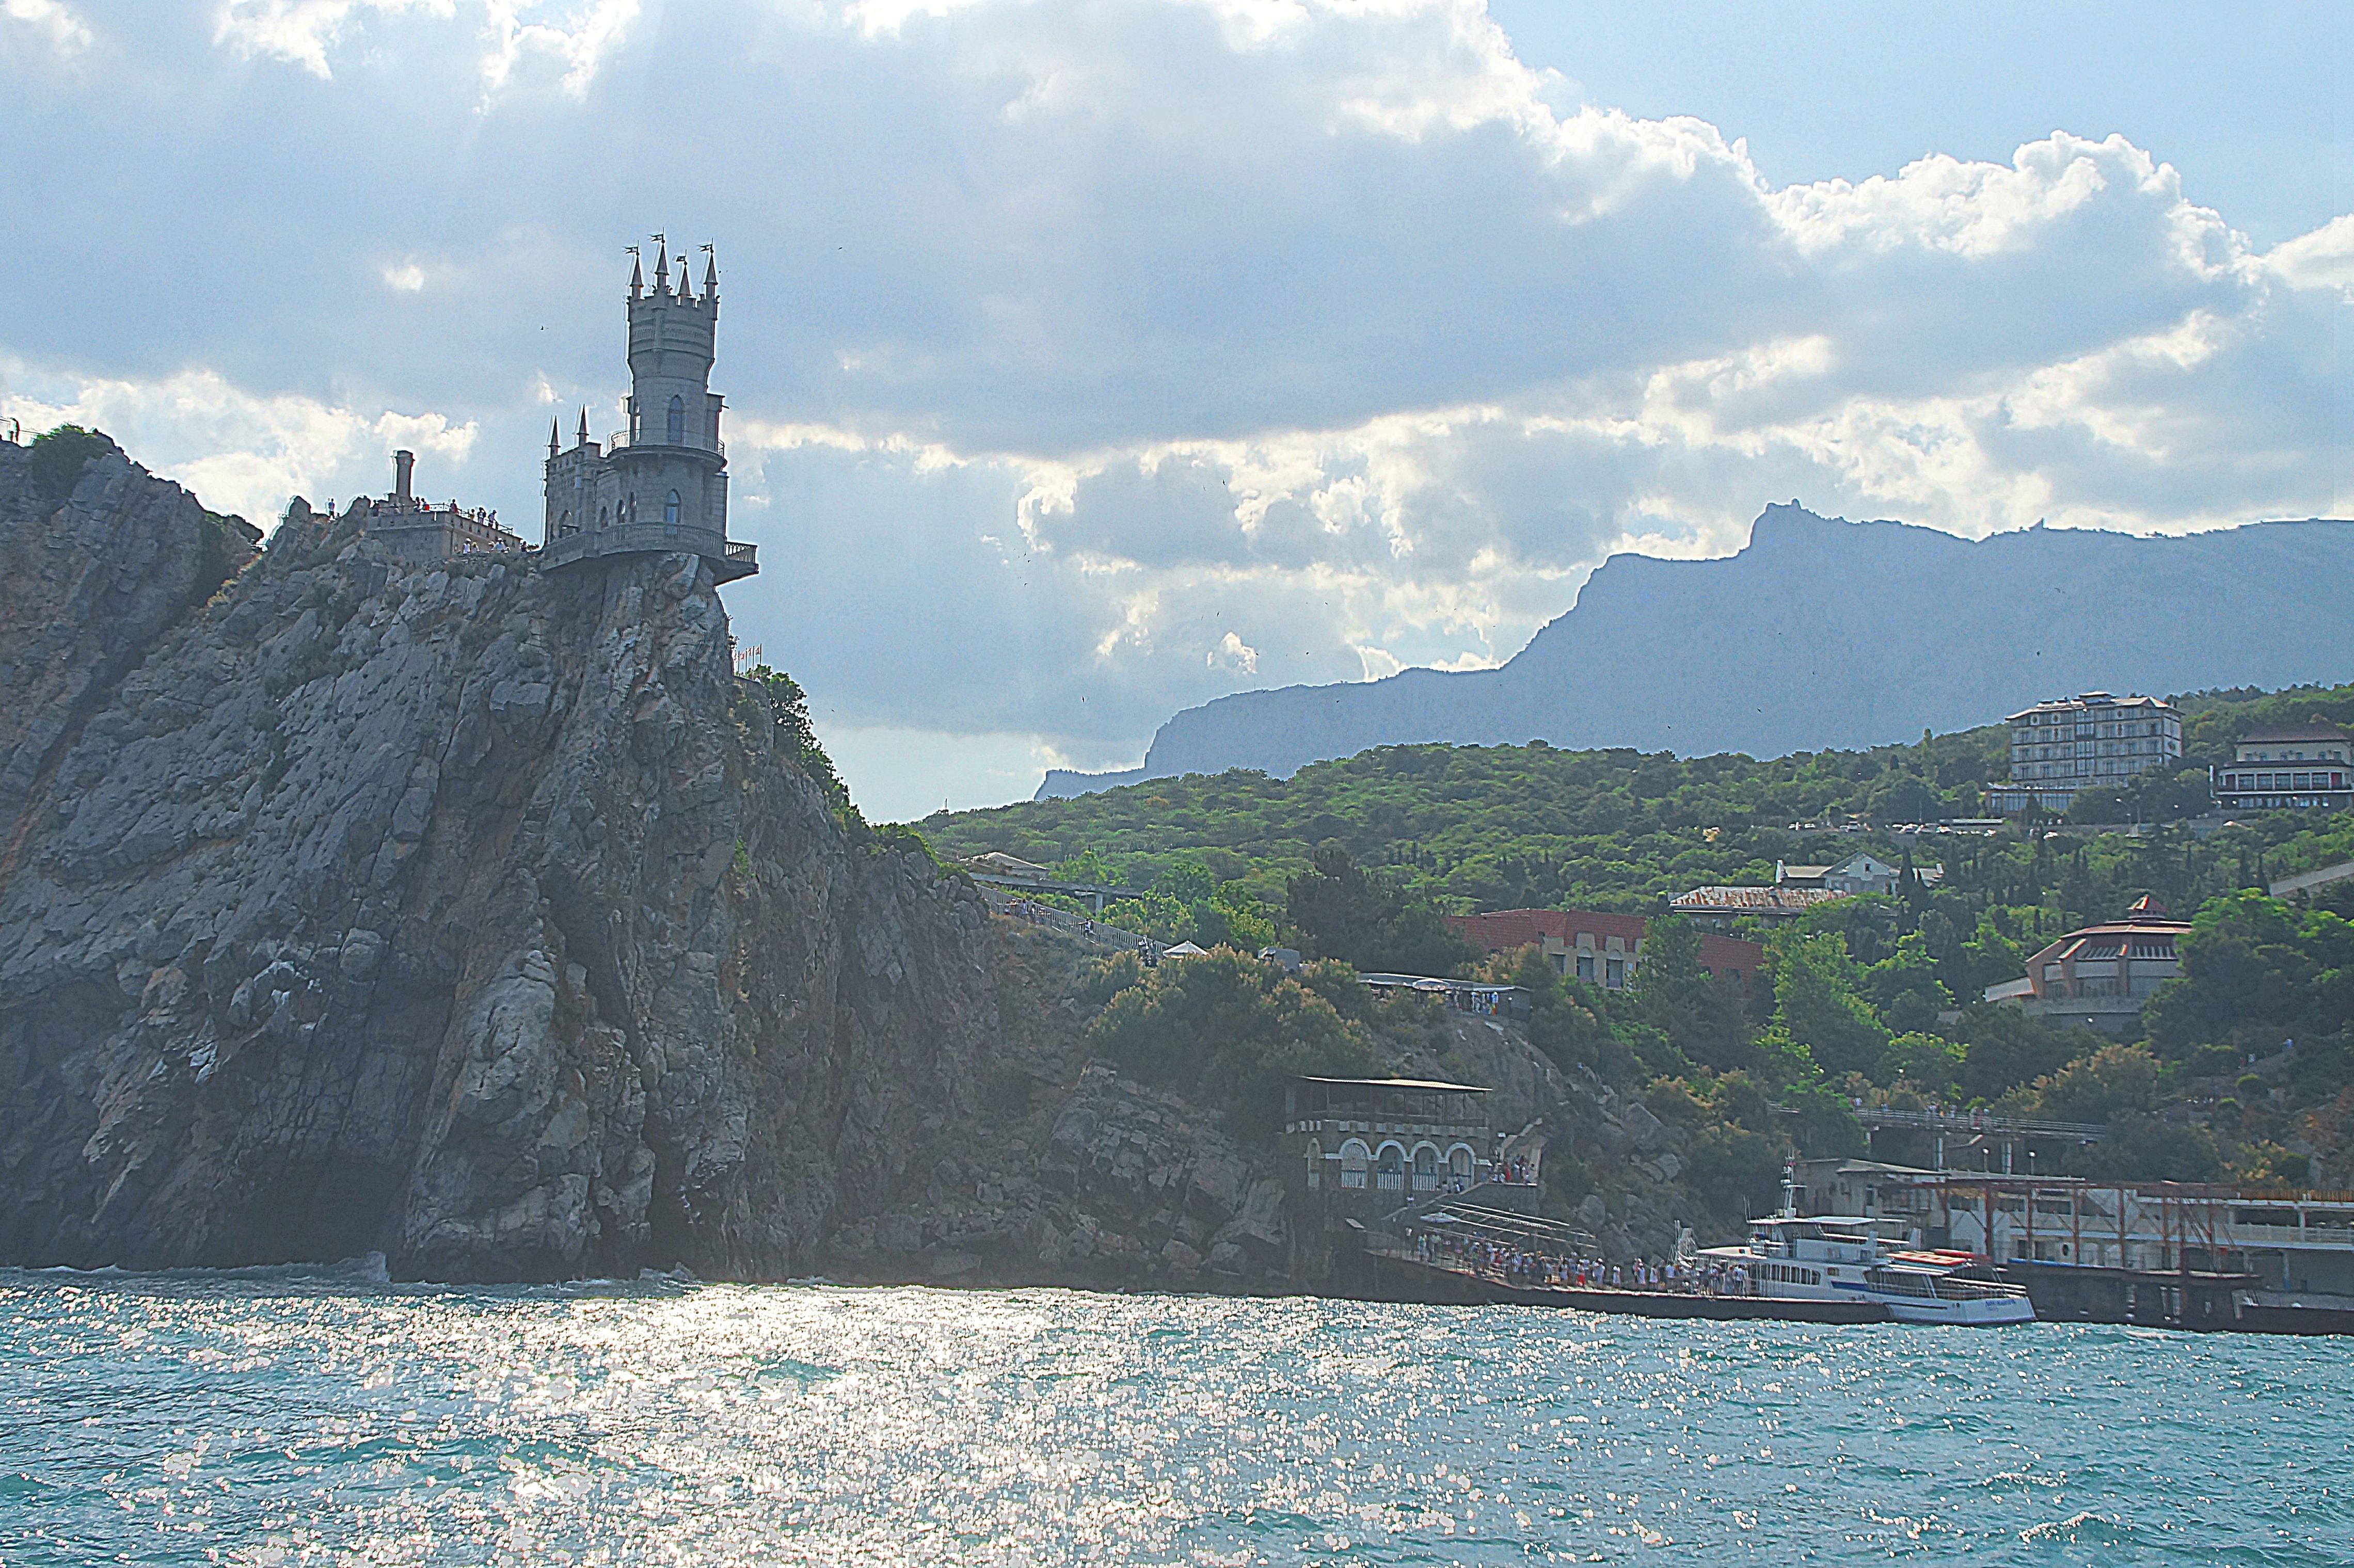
top-left (1699, 1214), bottom-right (2036, 1326)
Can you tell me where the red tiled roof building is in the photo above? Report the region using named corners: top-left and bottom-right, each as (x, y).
top-left (1447, 909), bottom-right (1763, 993)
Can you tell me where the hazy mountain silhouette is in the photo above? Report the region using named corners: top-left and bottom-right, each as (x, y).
top-left (1038, 504), bottom-right (2354, 797)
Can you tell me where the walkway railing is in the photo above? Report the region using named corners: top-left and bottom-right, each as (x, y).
top-left (982, 889), bottom-right (1162, 955)
top-left (1858, 1106), bottom-right (2106, 1141)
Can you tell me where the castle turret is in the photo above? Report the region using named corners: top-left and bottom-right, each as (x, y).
top-left (537, 242), bottom-right (754, 585)
top-left (624, 249), bottom-right (720, 453)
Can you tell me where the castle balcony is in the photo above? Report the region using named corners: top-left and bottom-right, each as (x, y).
top-left (538, 521), bottom-right (757, 583)
top-left (604, 430), bottom-right (725, 461)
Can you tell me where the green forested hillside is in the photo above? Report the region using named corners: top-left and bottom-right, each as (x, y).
top-left (923, 683), bottom-right (2354, 922)
top-left (918, 683), bottom-right (2354, 1202)
top-left (925, 728), bottom-right (2015, 911)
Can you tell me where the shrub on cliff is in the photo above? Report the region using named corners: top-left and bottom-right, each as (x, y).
top-left (741, 664), bottom-right (937, 862)
top-left (1087, 947), bottom-right (1379, 1142)
top-left (28, 424), bottom-right (120, 507)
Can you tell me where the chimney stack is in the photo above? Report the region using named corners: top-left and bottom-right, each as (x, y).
top-left (393, 449), bottom-right (416, 504)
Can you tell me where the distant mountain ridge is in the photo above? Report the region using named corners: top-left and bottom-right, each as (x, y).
top-left (1038, 504), bottom-right (2354, 798)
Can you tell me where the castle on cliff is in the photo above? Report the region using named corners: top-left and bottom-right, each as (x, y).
top-left (538, 246), bottom-right (757, 585)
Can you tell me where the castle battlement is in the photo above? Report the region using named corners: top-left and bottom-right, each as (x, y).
top-left (355, 450), bottom-right (526, 563)
top-left (541, 241), bottom-right (756, 585)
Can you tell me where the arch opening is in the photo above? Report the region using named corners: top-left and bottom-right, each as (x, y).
top-left (1339, 1139), bottom-right (1370, 1191)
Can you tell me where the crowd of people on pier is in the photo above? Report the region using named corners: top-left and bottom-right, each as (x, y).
top-left (1411, 1229), bottom-right (1753, 1295)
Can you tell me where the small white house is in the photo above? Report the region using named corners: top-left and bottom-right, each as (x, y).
top-left (1777, 852), bottom-right (1905, 895)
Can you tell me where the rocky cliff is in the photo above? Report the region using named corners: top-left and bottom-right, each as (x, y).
top-left (0, 440), bottom-right (1004, 1282)
top-left (0, 437), bottom-right (1656, 1290)
top-left (1040, 504), bottom-right (2354, 795)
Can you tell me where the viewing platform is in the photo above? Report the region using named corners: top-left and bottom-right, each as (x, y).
top-left (539, 522), bottom-right (758, 583)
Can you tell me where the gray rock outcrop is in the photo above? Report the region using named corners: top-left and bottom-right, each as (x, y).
top-left (0, 472), bottom-right (996, 1282)
top-left (0, 438), bottom-right (258, 860)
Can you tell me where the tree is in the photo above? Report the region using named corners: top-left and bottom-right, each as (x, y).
top-left (2026, 1042), bottom-right (2160, 1123)
top-left (1945, 1003), bottom-right (2095, 1105)
top-left (1634, 911), bottom-right (1754, 1071)
top-left (1879, 1031), bottom-right (1965, 1094)
top-left (1155, 856), bottom-right (1218, 906)
top-left (747, 668), bottom-right (851, 811)
top-left (1761, 929), bottom-right (1891, 1080)
top-left (1503, 944), bottom-right (1615, 1072)
top-left (1286, 841), bottom-right (1393, 961)
top-left (1864, 932), bottom-right (1953, 1037)
top-left (1054, 847), bottom-right (1113, 886)
top-left (1284, 841), bottom-right (1470, 973)
top-left (2145, 890), bottom-right (2354, 1061)
top-left (1087, 948), bottom-right (1380, 1141)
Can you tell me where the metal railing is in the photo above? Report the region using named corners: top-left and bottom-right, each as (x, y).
top-left (1858, 1106), bottom-right (2106, 1141)
top-left (982, 888), bottom-right (1160, 954)
top-left (605, 429), bottom-right (724, 458)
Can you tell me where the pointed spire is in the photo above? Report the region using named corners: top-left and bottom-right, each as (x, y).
top-left (703, 250), bottom-right (718, 299)
top-left (577, 408), bottom-right (590, 447)
top-left (629, 252), bottom-right (643, 298)
top-left (549, 417), bottom-right (560, 454)
top-left (654, 248), bottom-right (669, 294)
top-left (675, 257), bottom-right (692, 305)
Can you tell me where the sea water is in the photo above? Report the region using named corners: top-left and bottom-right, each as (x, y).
top-left (3, 1266), bottom-right (2345, 1565)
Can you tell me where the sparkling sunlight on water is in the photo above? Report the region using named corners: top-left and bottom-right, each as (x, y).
top-left (3, 1268), bottom-right (2346, 1565)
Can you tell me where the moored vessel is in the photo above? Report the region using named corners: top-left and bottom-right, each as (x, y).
top-left (1699, 1215), bottom-right (2035, 1325)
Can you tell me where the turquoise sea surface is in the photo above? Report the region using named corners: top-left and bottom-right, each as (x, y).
top-left (2, 1265), bottom-right (2345, 1565)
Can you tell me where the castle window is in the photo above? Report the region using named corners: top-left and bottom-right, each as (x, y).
top-left (667, 395), bottom-right (685, 445)
top-left (664, 490), bottom-right (681, 532)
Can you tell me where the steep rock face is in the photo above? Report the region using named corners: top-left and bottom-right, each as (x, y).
top-left (0, 440), bottom-right (258, 860)
top-left (1038, 506), bottom-right (2354, 794)
top-left (0, 483), bottom-right (996, 1282)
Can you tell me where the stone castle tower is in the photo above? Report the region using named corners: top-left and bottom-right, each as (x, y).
top-left (540, 245), bottom-right (757, 584)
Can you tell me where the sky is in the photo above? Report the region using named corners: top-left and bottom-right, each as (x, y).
top-left (2, 0), bottom-right (2348, 821)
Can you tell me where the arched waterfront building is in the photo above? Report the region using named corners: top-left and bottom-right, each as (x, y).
top-left (541, 246), bottom-right (757, 585)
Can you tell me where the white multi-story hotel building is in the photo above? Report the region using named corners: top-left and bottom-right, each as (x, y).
top-left (1987, 691), bottom-right (2182, 813)
top-left (2215, 723), bottom-right (2352, 813)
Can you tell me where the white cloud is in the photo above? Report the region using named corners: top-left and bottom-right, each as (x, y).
top-left (213, 0), bottom-right (452, 79)
top-left (214, 0), bottom-right (628, 97)
top-left (476, 0), bottom-right (637, 98)
top-left (1210, 631), bottom-right (1259, 675)
top-left (1, 358), bottom-right (476, 525)
top-left (4, 0), bottom-right (92, 52)
top-left (2270, 214), bottom-right (2354, 292)
top-left (6, 0), bottom-right (2349, 811)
